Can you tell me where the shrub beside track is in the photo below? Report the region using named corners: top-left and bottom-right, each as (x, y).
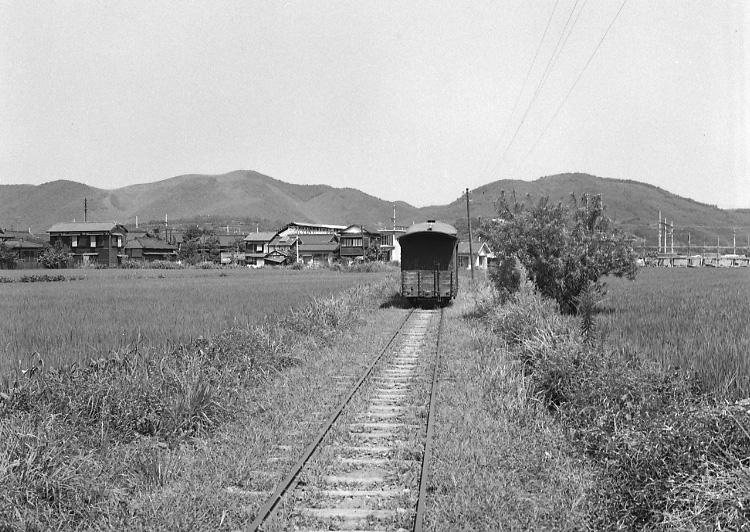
top-left (434, 279), bottom-right (749, 530)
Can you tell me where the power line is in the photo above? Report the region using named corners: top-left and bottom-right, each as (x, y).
top-left (517, 0), bottom-right (628, 169)
top-left (478, 0), bottom-right (560, 182)
top-left (487, 0), bottom-right (586, 179)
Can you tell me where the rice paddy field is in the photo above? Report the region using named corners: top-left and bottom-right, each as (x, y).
top-left (0, 267), bottom-right (390, 375)
top-left (600, 267), bottom-right (750, 400)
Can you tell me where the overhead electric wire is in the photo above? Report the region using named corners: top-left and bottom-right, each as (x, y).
top-left (487, 0), bottom-right (586, 179)
top-left (478, 0), bottom-right (560, 183)
top-left (516, 0), bottom-right (628, 170)
top-left (536, 0), bottom-right (589, 98)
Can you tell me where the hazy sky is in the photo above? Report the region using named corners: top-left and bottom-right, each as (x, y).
top-left (1, 1), bottom-right (748, 208)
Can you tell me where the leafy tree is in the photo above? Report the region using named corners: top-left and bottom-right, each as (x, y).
top-left (205, 235), bottom-right (221, 263)
top-left (40, 241), bottom-right (71, 269)
top-left (178, 238), bottom-right (199, 264)
top-left (478, 192), bottom-right (638, 314)
top-left (364, 239), bottom-right (383, 262)
top-left (0, 242), bottom-right (17, 269)
top-left (184, 225), bottom-right (203, 241)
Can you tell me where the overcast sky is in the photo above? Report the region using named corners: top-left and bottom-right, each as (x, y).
top-left (1, 1), bottom-right (747, 208)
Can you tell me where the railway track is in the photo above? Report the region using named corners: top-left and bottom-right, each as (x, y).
top-left (248, 308), bottom-right (444, 532)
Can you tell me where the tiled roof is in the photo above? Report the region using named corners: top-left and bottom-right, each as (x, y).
top-left (340, 224), bottom-right (377, 235)
top-left (297, 234), bottom-right (337, 245)
top-left (458, 241), bottom-right (490, 254)
top-left (216, 235), bottom-right (245, 246)
top-left (48, 222), bottom-right (126, 233)
top-left (124, 237), bottom-right (177, 251)
top-left (244, 232), bottom-right (277, 242)
top-left (298, 243), bottom-right (339, 253)
top-left (282, 222), bottom-right (347, 231)
top-left (4, 240), bottom-right (44, 249)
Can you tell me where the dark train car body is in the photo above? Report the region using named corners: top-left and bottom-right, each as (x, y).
top-left (398, 221), bottom-right (459, 305)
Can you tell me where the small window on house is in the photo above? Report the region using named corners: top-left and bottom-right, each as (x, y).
top-left (116, 236), bottom-right (122, 248)
top-left (71, 236), bottom-right (78, 247)
top-left (90, 236), bottom-right (96, 248)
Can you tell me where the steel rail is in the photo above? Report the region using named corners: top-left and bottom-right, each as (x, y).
top-left (413, 307), bottom-right (444, 532)
top-left (247, 308), bottom-right (415, 532)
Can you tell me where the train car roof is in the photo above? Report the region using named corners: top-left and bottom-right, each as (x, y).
top-left (399, 221), bottom-right (458, 239)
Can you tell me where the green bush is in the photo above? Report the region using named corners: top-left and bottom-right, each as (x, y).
top-left (485, 288), bottom-right (750, 529)
top-left (0, 242), bottom-right (17, 269)
top-left (487, 255), bottom-right (526, 303)
top-left (479, 192), bottom-right (638, 314)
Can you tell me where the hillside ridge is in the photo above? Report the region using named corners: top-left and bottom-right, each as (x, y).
top-left (2, 171), bottom-right (748, 248)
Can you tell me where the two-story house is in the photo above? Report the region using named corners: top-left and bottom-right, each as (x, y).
top-left (48, 222), bottom-right (128, 267)
top-left (243, 231), bottom-right (277, 267)
top-left (338, 224), bottom-right (379, 262)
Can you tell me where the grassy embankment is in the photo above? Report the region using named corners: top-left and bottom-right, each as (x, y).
top-left (427, 274), bottom-right (749, 530)
top-left (0, 268), bottom-right (401, 530)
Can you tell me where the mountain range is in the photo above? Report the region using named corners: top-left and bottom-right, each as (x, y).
top-left (1, 170), bottom-right (748, 250)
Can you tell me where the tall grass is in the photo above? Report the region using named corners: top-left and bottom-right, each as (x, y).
top-left (599, 268), bottom-right (750, 400)
top-left (478, 277), bottom-right (750, 530)
top-left (0, 276), bottom-right (394, 530)
top-left (0, 268), bottom-right (388, 376)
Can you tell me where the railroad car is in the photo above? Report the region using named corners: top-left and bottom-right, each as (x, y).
top-left (398, 220), bottom-right (459, 306)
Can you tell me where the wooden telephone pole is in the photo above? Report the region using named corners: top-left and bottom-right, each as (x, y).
top-left (466, 188), bottom-right (474, 282)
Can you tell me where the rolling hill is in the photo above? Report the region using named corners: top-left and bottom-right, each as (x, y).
top-left (0, 170), bottom-right (424, 234)
top-left (2, 170), bottom-right (748, 252)
top-left (434, 173), bottom-right (750, 251)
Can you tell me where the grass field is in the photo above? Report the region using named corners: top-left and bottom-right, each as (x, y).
top-left (600, 267), bottom-right (750, 400)
top-left (0, 267), bottom-right (389, 375)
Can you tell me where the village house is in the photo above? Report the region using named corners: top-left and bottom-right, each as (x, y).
top-left (124, 237), bottom-right (178, 262)
top-left (243, 231), bottom-right (277, 267)
top-left (216, 234), bottom-right (246, 265)
top-left (338, 224), bottom-right (379, 262)
top-left (276, 221), bottom-right (346, 237)
top-left (48, 222), bottom-right (128, 267)
top-left (0, 228), bottom-right (45, 268)
top-left (457, 241), bottom-right (491, 270)
top-left (297, 233), bottom-right (340, 265)
top-left (377, 227), bottom-right (407, 262)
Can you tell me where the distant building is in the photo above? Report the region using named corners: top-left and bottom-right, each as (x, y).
top-left (458, 241), bottom-right (491, 270)
top-left (276, 222), bottom-right (346, 238)
top-left (378, 227), bottom-right (407, 262)
top-left (297, 233), bottom-right (340, 265)
top-left (243, 231), bottom-right (277, 267)
top-left (124, 237), bottom-right (178, 262)
top-left (48, 222), bottom-right (128, 267)
top-left (338, 224), bottom-right (378, 262)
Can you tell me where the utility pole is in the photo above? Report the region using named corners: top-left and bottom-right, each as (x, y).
top-left (361, 224), bottom-right (366, 262)
top-left (466, 188), bottom-right (474, 281)
top-left (670, 221), bottom-right (674, 254)
top-left (733, 229), bottom-right (736, 255)
top-left (688, 232), bottom-right (691, 256)
top-left (658, 211), bottom-right (661, 253)
top-left (84, 197), bottom-right (88, 222)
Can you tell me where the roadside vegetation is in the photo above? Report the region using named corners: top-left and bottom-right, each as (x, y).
top-left (0, 274), bottom-right (398, 530)
top-left (430, 192), bottom-right (748, 530)
top-left (430, 276), bottom-right (749, 530)
top-left (479, 192), bottom-right (638, 314)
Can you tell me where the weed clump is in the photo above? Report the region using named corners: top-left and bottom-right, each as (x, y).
top-left (484, 287), bottom-right (750, 530)
top-left (0, 279), bottom-right (392, 530)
